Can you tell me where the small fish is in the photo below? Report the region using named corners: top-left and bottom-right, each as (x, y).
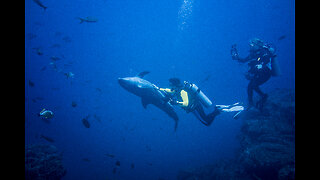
top-left (112, 167), bottom-right (117, 174)
top-left (40, 66), bottom-right (46, 71)
top-left (202, 74), bottom-right (211, 82)
top-left (33, 0), bottom-right (47, 10)
top-left (39, 108), bottom-right (54, 119)
top-left (115, 160), bottom-right (120, 166)
top-left (82, 115), bottom-right (90, 128)
top-left (76, 16), bottom-right (98, 24)
top-left (50, 56), bottom-right (61, 61)
top-left (147, 162), bottom-right (152, 166)
top-left (32, 97), bottom-right (44, 103)
top-left (40, 134), bottom-right (55, 143)
top-left (50, 44), bottom-right (61, 48)
top-left (28, 80), bottom-right (35, 87)
top-left (82, 158), bottom-right (90, 162)
top-left (131, 163), bottom-right (135, 169)
top-left (278, 35), bottom-right (286, 41)
top-left (105, 154), bottom-right (115, 158)
top-left (64, 72), bottom-right (75, 79)
top-left (32, 48), bottom-right (43, 55)
top-left (71, 101), bottom-right (77, 107)
top-left (96, 88), bottom-right (102, 93)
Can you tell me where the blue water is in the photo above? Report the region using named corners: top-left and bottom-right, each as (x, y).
top-left (25, 0), bottom-right (295, 179)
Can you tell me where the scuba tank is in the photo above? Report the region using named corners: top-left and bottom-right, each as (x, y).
top-left (183, 81), bottom-right (213, 108)
top-left (271, 56), bottom-right (281, 76)
top-left (264, 44), bottom-right (281, 76)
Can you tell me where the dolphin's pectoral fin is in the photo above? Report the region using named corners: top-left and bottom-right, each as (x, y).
top-left (141, 98), bottom-right (149, 109)
top-left (174, 119), bottom-right (178, 132)
top-left (137, 71), bottom-right (150, 78)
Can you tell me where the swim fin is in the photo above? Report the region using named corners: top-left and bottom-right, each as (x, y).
top-left (232, 110), bottom-right (243, 119)
top-left (216, 102), bottom-right (244, 112)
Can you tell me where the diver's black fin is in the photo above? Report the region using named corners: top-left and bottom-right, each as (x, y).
top-left (141, 98), bottom-right (150, 109)
top-left (137, 71), bottom-right (150, 78)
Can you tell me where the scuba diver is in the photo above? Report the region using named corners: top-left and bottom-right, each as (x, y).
top-left (157, 78), bottom-right (244, 126)
top-left (231, 38), bottom-right (280, 111)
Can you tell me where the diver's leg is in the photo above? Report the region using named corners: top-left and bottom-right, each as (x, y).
top-left (254, 71), bottom-right (271, 96)
top-left (255, 87), bottom-right (268, 111)
top-left (193, 104), bottom-right (211, 126)
top-left (192, 104), bottom-right (220, 126)
top-left (254, 86), bottom-right (266, 97)
top-left (206, 107), bottom-right (221, 125)
top-left (247, 80), bottom-right (255, 107)
top-left (254, 72), bottom-right (271, 110)
top-left (202, 106), bottom-right (221, 126)
top-left (193, 110), bottom-right (209, 126)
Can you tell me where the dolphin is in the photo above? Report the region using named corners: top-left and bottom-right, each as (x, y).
top-left (118, 71), bottom-right (179, 131)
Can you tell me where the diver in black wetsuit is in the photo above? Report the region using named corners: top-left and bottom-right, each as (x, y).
top-left (231, 38), bottom-right (278, 110)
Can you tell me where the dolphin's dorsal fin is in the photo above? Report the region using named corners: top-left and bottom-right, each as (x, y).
top-left (137, 71), bottom-right (150, 78)
top-left (141, 98), bottom-right (150, 109)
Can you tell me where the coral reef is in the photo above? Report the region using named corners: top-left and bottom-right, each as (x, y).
top-left (177, 88), bottom-right (295, 180)
top-left (25, 144), bottom-right (67, 180)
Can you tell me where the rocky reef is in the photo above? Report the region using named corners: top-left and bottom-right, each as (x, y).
top-left (25, 144), bottom-right (67, 180)
top-left (177, 88), bottom-right (295, 180)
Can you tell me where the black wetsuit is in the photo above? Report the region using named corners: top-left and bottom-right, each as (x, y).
top-left (191, 101), bottom-right (220, 126)
top-left (237, 47), bottom-right (275, 107)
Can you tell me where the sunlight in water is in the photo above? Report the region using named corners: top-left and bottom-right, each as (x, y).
top-left (178, 0), bottom-right (194, 31)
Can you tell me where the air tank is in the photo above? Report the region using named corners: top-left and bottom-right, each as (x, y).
top-left (184, 82), bottom-right (212, 108)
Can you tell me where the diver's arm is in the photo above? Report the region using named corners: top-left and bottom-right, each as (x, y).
top-left (159, 88), bottom-right (174, 93)
top-left (232, 52), bottom-right (251, 63)
top-left (177, 90), bottom-right (189, 107)
top-left (237, 54), bottom-right (253, 63)
top-left (231, 45), bottom-right (252, 63)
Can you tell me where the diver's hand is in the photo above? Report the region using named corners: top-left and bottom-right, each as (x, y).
top-left (231, 44), bottom-right (239, 60)
top-left (169, 99), bottom-right (179, 105)
top-left (255, 64), bottom-right (262, 69)
top-left (152, 84), bottom-right (160, 90)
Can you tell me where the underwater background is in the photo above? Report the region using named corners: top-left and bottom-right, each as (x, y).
top-left (25, 0), bottom-right (295, 179)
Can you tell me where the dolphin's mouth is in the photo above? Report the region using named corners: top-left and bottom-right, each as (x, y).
top-left (118, 78), bottom-right (124, 83)
top-left (118, 78), bottom-right (127, 88)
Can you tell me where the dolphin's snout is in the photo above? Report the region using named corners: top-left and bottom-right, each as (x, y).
top-left (118, 77), bottom-right (129, 88)
top-left (118, 78), bottom-right (124, 85)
